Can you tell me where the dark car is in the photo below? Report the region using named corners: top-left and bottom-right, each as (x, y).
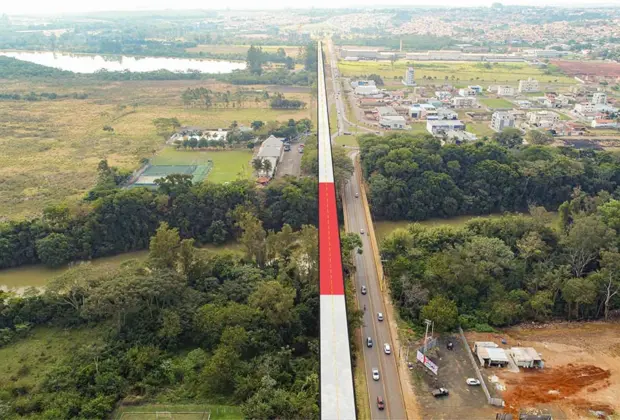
top-left (432, 388), bottom-right (449, 398)
top-left (361, 285), bottom-right (367, 295)
top-left (376, 396), bottom-right (385, 410)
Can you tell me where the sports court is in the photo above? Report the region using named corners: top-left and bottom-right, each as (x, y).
top-left (129, 163), bottom-right (213, 188)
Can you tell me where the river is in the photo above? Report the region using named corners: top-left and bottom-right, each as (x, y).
top-left (0, 50), bottom-right (246, 74)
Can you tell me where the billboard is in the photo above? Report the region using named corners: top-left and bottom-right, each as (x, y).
top-left (417, 350), bottom-right (438, 375)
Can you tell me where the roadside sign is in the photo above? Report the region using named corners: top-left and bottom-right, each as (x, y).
top-left (417, 350), bottom-right (438, 375)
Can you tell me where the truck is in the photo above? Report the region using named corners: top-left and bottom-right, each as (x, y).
top-left (432, 388), bottom-right (449, 398)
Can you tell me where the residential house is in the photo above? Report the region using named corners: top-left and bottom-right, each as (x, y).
top-left (592, 119), bottom-right (619, 129)
top-left (515, 100), bottom-right (532, 109)
top-left (497, 86), bottom-right (516, 96)
top-left (452, 97), bottom-right (478, 109)
top-left (380, 115), bottom-right (407, 130)
top-left (556, 94), bottom-right (571, 107)
top-left (468, 85), bottom-right (483, 94)
top-left (410, 103), bottom-right (437, 119)
top-left (257, 135), bottom-right (285, 178)
top-left (426, 120), bottom-right (466, 135)
top-left (518, 78), bottom-right (540, 93)
top-left (458, 88), bottom-right (477, 97)
top-left (358, 98), bottom-right (385, 108)
top-left (592, 92), bottom-right (608, 105)
top-left (491, 111), bottom-right (516, 132)
top-left (436, 108), bottom-right (458, 120)
top-left (527, 110), bottom-right (560, 128)
top-left (574, 103), bottom-right (597, 118)
top-left (435, 91), bottom-right (452, 101)
top-left (376, 106), bottom-right (399, 118)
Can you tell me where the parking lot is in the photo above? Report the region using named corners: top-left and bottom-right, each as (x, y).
top-left (275, 144), bottom-right (303, 177)
top-left (412, 336), bottom-right (496, 419)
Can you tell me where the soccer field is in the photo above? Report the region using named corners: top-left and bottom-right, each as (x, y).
top-left (114, 404), bottom-right (242, 420)
top-left (152, 148), bottom-right (253, 183)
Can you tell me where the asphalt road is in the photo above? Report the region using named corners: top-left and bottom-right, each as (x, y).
top-left (275, 146), bottom-right (302, 177)
top-left (342, 161), bottom-right (407, 420)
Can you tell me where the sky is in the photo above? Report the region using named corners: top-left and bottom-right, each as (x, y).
top-left (1, 0), bottom-right (615, 16)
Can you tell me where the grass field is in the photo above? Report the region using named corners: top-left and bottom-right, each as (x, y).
top-left (114, 404), bottom-right (242, 420)
top-left (478, 97), bottom-right (515, 108)
top-left (337, 60), bottom-right (576, 85)
top-left (151, 147), bottom-right (253, 183)
top-left (467, 122), bottom-right (495, 138)
top-left (410, 122), bottom-right (428, 134)
top-left (0, 327), bottom-right (104, 393)
top-left (186, 44), bottom-right (301, 58)
top-left (0, 79), bottom-right (309, 220)
top-left (334, 135), bottom-right (358, 147)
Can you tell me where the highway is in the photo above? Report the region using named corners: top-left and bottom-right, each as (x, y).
top-left (325, 38), bottom-right (407, 418)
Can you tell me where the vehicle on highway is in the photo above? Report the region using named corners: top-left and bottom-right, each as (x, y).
top-left (377, 312), bottom-right (384, 321)
top-left (360, 228), bottom-right (365, 235)
top-left (361, 285), bottom-right (367, 295)
top-left (466, 378), bottom-right (481, 386)
top-left (372, 368), bottom-right (380, 381)
top-left (384, 343), bottom-right (391, 354)
top-left (432, 388), bottom-right (449, 398)
top-left (355, 192), bottom-right (359, 198)
top-left (367, 337), bottom-right (373, 347)
top-left (376, 396), bottom-right (385, 411)
top-left (343, 131), bottom-right (352, 135)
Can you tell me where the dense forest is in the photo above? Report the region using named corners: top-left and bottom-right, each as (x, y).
top-left (382, 193), bottom-right (620, 331)
top-left (0, 216), bottom-right (325, 418)
top-left (360, 133), bottom-right (620, 221)
top-left (0, 176), bottom-right (319, 269)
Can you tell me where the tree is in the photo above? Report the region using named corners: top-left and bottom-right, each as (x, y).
top-left (527, 129), bottom-right (553, 145)
top-left (246, 45), bottom-right (264, 75)
top-left (251, 120), bottom-right (264, 131)
top-left (249, 281), bottom-right (296, 325)
top-left (590, 251), bottom-right (620, 320)
top-left (152, 117), bottom-right (181, 140)
top-left (36, 233), bottom-right (74, 267)
top-left (367, 74), bottom-right (384, 86)
top-left (561, 215), bottom-right (615, 277)
top-left (234, 209), bottom-right (267, 266)
top-left (493, 128), bottom-right (523, 148)
top-left (262, 159), bottom-right (273, 177)
top-left (148, 222), bottom-right (181, 270)
top-left (419, 296), bottom-right (458, 332)
top-left (252, 158), bottom-right (264, 175)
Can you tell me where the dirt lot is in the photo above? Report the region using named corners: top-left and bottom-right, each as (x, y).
top-left (552, 60), bottom-right (620, 78)
top-left (411, 336), bottom-right (496, 420)
top-left (467, 321), bottom-right (620, 418)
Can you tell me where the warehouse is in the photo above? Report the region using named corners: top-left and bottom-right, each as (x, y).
top-left (509, 347), bottom-right (544, 369)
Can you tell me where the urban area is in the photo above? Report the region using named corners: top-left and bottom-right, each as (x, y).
top-left (1, 3), bottom-right (620, 420)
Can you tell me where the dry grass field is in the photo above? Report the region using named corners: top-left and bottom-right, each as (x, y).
top-left (186, 44), bottom-right (302, 58)
top-left (0, 79), bottom-right (311, 220)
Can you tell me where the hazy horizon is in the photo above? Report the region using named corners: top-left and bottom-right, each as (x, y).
top-left (2, 0), bottom-right (618, 17)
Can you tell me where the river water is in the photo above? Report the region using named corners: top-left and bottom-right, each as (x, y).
top-left (0, 50), bottom-right (246, 74)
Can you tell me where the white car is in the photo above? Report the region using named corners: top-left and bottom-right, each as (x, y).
top-left (377, 312), bottom-right (384, 321)
top-left (466, 378), bottom-right (481, 386)
top-left (384, 343), bottom-right (391, 355)
top-left (360, 228), bottom-right (365, 235)
top-left (372, 368), bottom-right (380, 381)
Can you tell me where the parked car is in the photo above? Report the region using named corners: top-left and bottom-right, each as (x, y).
top-left (367, 337), bottom-right (373, 348)
top-left (360, 228), bottom-right (365, 235)
top-left (372, 368), bottom-right (380, 381)
top-left (377, 312), bottom-right (384, 321)
top-left (466, 378), bottom-right (481, 386)
top-left (361, 285), bottom-right (367, 295)
top-left (432, 388), bottom-right (449, 398)
top-left (384, 343), bottom-right (391, 355)
top-left (376, 396), bottom-right (385, 410)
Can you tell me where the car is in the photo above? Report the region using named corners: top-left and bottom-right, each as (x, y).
top-left (360, 228), bottom-right (365, 235)
top-left (377, 312), bottom-right (384, 321)
top-left (384, 343), bottom-right (391, 354)
top-left (361, 285), bottom-right (367, 295)
top-left (466, 378), bottom-right (481, 386)
top-left (355, 192), bottom-right (359, 198)
top-left (376, 396), bottom-right (385, 410)
top-left (372, 368), bottom-right (380, 381)
top-left (432, 388), bottom-right (449, 398)
top-left (366, 337), bottom-right (373, 347)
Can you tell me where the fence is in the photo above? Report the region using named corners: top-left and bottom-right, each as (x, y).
top-left (458, 327), bottom-right (504, 407)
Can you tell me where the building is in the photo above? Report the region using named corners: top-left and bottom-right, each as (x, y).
top-left (509, 347), bottom-right (544, 369)
top-left (458, 88), bottom-right (477, 97)
top-left (527, 110), bottom-right (560, 128)
top-left (592, 92), bottom-right (608, 105)
top-left (574, 103), bottom-right (597, 118)
top-left (556, 94), bottom-right (571, 107)
top-left (351, 80), bottom-right (376, 89)
top-left (473, 342), bottom-right (509, 368)
top-left (491, 111), bottom-right (516, 132)
top-left (379, 115), bottom-right (407, 130)
top-left (340, 48), bottom-right (380, 60)
top-left (426, 120), bottom-right (466, 135)
top-left (358, 98), bottom-right (385, 108)
top-left (518, 78), bottom-right (540, 93)
top-left (515, 100), bottom-right (532, 109)
top-left (436, 108), bottom-right (458, 120)
top-left (410, 103), bottom-right (437, 119)
top-left (468, 85), bottom-right (483, 94)
top-left (452, 97), bottom-right (478, 109)
top-left (354, 85), bottom-right (380, 96)
top-left (497, 86), bottom-right (516, 96)
top-left (592, 119), bottom-right (619, 129)
top-left (376, 106), bottom-right (399, 118)
top-left (256, 135), bottom-right (285, 178)
top-left (523, 49), bottom-right (567, 58)
top-left (435, 91), bottom-right (452, 101)
top-left (403, 66), bottom-right (415, 86)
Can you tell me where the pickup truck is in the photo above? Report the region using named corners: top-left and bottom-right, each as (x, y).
top-left (431, 388), bottom-right (449, 398)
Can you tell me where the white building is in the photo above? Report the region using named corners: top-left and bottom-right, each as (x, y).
top-left (376, 106), bottom-right (399, 117)
top-left (403, 66), bottom-right (415, 86)
top-left (410, 103), bottom-right (437, 119)
top-left (468, 85), bottom-right (483, 94)
top-left (556, 94), bottom-right (571, 107)
top-left (592, 92), bottom-right (607, 105)
top-left (452, 97), bottom-right (477, 109)
top-left (491, 111), bottom-right (516, 132)
top-left (515, 100), bottom-right (532, 109)
top-left (458, 88), bottom-right (477, 97)
top-left (518, 78), bottom-right (540, 93)
top-left (592, 119), bottom-right (619, 129)
top-left (351, 80), bottom-right (376, 89)
top-left (257, 135), bottom-right (285, 178)
top-left (509, 347), bottom-right (544, 369)
top-left (435, 91), bottom-right (452, 100)
top-left (380, 115), bottom-right (407, 130)
top-left (527, 110), bottom-right (560, 128)
top-left (496, 86), bottom-right (515, 96)
top-left (340, 48), bottom-right (380, 59)
top-left (436, 108), bottom-right (458, 120)
top-left (426, 120), bottom-right (466, 135)
top-left (354, 85), bottom-right (380, 96)
top-left (473, 342), bottom-right (509, 368)
top-left (574, 103), bottom-right (597, 117)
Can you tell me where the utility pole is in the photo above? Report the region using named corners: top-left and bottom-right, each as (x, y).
top-left (423, 319), bottom-right (432, 354)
